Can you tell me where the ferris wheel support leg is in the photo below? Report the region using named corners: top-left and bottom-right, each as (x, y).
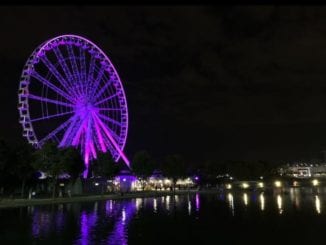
top-left (83, 168), bottom-right (89, 179)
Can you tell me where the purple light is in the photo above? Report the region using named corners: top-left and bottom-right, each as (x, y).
top-left (195, 193), bottom-right (200, 211)
top-left (18, 35), bottom-right (130, 176)
top-left (195, 176), bottom-right (199, 181)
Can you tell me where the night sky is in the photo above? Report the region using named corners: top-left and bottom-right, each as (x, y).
top-left (1, 6), bottom-right (326, 164)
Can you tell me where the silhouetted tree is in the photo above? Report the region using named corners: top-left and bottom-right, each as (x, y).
top-left (0, 139), bottom-right (11, 195)
top-left (132, 150), bottom-right (156, 189)
top-left (161, 154), bottom-right (187, 191)
top-left (92, 152), bottom-right (121, 178)
top-left (13, 142), bottom-right (35, 198)
top-left (33, 142), bottom-right (83, 198)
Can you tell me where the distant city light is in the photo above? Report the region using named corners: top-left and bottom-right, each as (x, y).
top-left (260, 176), bottom-right (263, 180)
top-left (258, 182), bottom-right (264, 188)
top-left (242, 182), bottom-right (249, 189)
top-left (123, 178), bottom-right (126, 182)
top-left (274, 181), bottom-right (282, 188)
top-left (94, 182), bottom-right (99, 186)
top-left (59, 183), bottom-right (65, 187)
top-left (226, 184), bottom-right (232, 189)
top-left (312, 179), bottom-right (319, 186)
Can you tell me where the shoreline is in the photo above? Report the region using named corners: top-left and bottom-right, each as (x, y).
top-left (0, 189), bottom-right (208, 209)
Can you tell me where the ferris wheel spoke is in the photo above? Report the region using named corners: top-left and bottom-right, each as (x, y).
top-left (87, 55), bottom-right (96, 89)
top-left (94, 93), bottom-right (118, 106)
top-left (28, 94), bottom-right (74, 108)
top-left (99, 108), bottom-right (122, 111)
top-left (93, 113), bottom-right (129, 166)
top-left (59, 115), bottom-right (80, 147)
top-left (92, 76), bottom-right (113, 102)
top-left (84, 116), bottom-right (94, 164)
top-left (92, 112), bottom-right (107, 152)
top-left (98, 113), bottom-right (121, 126)
top-left (38, 117), bottom-right (74, 146)
top-left (89, 67), bottom-right (105, 99)
top-left (79, 48), bottom-right (87, 88)
top-left (40, 55), bottom-right (78, 98)
top-left (53, 47), bottom-right (80, 95)
top-left (72, 116), bottom-right (89, 146)
top-left (67, 45), bottom-right (82, 91)
top-left (31, 71), bottom-right (74, 103)
top-left (30, 111), bottom-right (74, 122)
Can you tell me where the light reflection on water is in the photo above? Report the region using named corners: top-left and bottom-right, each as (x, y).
top-left (2, 187), bottom-right (326, 244)
top-left (222, 187), bottom-right (324, 216)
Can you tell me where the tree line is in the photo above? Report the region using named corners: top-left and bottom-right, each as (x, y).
top-left (0, 138), bottom-right (282, 198)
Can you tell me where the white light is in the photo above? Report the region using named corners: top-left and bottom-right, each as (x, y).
top-left (153, 198), bottom-right (157, 213)
top-left (188, 200), bottom-right (192, 215)
top-left (242, 182), bottom-right (249, 189)
top-left (274, 181), bottom-right (282, 188)
top-left (94, 182), bottom-right (99, 186)
top-left (243, 193), bottom-right (248, 206)
top-left (277, 195), bottom-right (283, 214)
top-left (315, 195), bottom-right (321, 214)
top-left (226, 184), bottom-right (232, 189)
top-left (122, 209), bottom-right (126, 222)
top-left (59, 183), bottom-right (64, 187)
top-left (258, 182), bottom-right (264, 188)
top-left (312, 179), bottom-right (319, 186)
top-left (228, 193), bottom-right (234, 215)
top-left (122, 178), bottom-right (126, 182)
top-left (260, 194), bottom-right (265, 211)
top-left (260, 176), bottom-right (263, 180)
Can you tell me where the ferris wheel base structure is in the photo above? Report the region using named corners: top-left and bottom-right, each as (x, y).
top-left (18, 34), bottom-right (130, 178)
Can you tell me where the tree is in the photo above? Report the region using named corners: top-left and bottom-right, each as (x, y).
top-left (33, 142), bottom-right (83, 198)
top-left (92, 152), bottom-right (121, 178)
top-left (161, 154), bottom-right (187, 191)
top-left (132, 150), bottom-right (156, 189)
top-left (0, 139), bottom-right (11, 195)
top-left (60, 147), bottom-right (84, 180)
top-left (12, 141), bottom-right (35, 198)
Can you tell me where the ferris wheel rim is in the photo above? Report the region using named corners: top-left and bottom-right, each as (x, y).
top-left (18, 34), bottom-right (129, 162)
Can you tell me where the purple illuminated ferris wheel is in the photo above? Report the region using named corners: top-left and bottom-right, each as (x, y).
top-left (18, 34), bottom-right (129, 178)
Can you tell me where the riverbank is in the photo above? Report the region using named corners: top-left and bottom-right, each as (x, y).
top-left (0, 189), bottom-right (210, 209)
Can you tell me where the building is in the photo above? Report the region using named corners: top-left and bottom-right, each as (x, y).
top-left (279, 163), bottom-right (326, 178)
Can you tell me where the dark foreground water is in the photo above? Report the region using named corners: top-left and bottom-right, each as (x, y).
top-left (1, 188), bottom-right (326, 244)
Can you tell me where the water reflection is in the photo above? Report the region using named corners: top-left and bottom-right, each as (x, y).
top-left (107, 201), bottom-right (136, 245)
top-left (187, 195), bottom-right (192, 216)
top-left (135, 198), bottom-right (142, 212)
top-left (195, 193), bottom-right (200, 211)
top-left (153, 198), bottom-right (157, 213)
top-left (166, 196), bottom-right (170, 211)
top-left (79, 209), bottom-right (98, 245)
top-left (277, 195), bottom-right (283, 214)
top-left (260, 193), bottom-right (265, 211)
top-left (227, 193), bottom-right (234, 216)
top-left (32, 208), bottom-right (52, 238)
top-left (243, 193), bottom-right (248, 206)
top-left (16, 188), bottom-right (326, 244)
top-left (315, 195), bottom-right (321, 214)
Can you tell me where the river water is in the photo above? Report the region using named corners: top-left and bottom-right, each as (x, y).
top-left (1, 187), bottom-right (326, 244)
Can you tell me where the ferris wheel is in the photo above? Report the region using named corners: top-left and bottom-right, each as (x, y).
top-left (18, 34), bottom-right (129, 177)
